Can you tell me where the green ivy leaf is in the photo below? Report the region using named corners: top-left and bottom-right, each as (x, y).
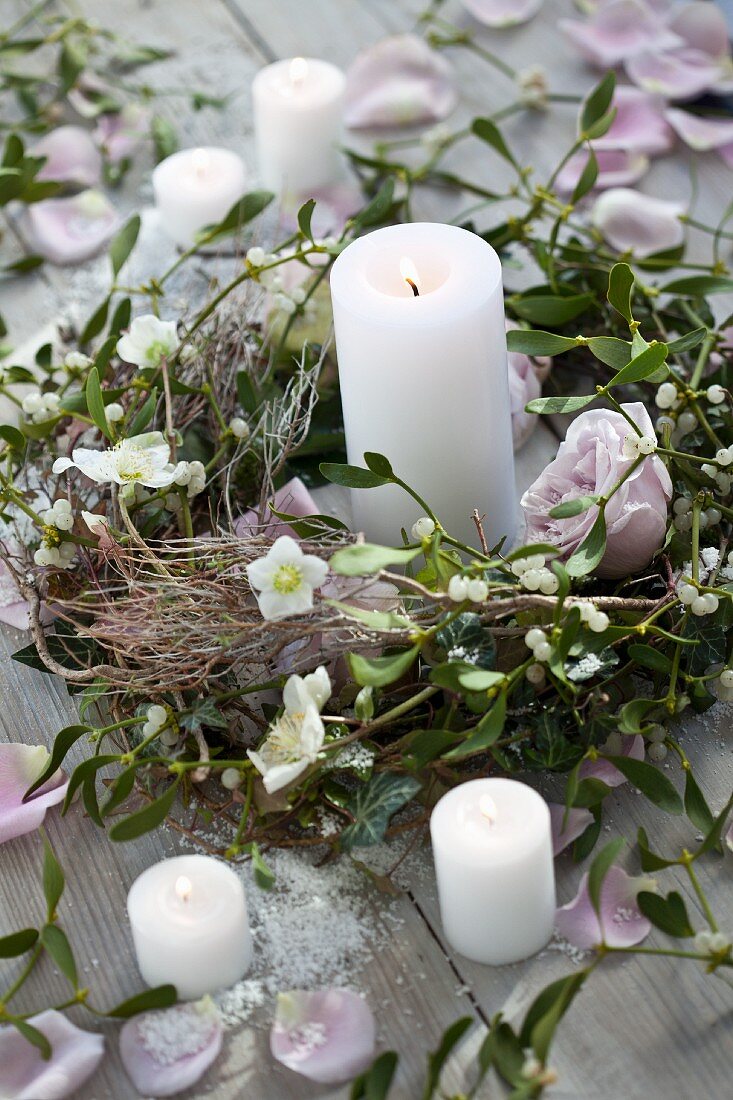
top-left (608, 263), bottom-right (635, 323)
top-left (106, 984), bottom-right (177, 1018)
top-left (637, 890), bottom-right (695, 937)
top-left (341, 772), bottom-right (421, 850)
top-left (329, 543), bottom-right (421, 576)
top-left (349, 646), bottom-right (419, 688)
top-left (109, 778), bottom-right (181, 841)
top-left (0, 928), bottom-right (39, 958)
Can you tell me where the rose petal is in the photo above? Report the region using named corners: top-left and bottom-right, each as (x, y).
top-left (626, 48), bottom-right (724, 101)
top-left (508, 330), bottom-right (542, 451)
top-left (0, 1010), bottom-right (104, 1099)
top-left (549, 803), bottom-right (594, 855)
top-left (21, 190), bottom-right (120, 266)
top-left (666, 108), bottom-right (733, 153)
top-left (667, 1), bottom-right (730, 61)
top-left (31, 126), bottom-right (102, 187)
top-left (0, 559), bottom-right (29, 629)
top-left (726, 818), bottom-right (733, 853)
top-left (119, 999), bottom-right (222, 1098)
top-left (560, 1), bottom-right (681, 68)
top-left (592, 187), bottom-right (685, 257)
top-left (556, 866), bottom-right (653, 949)
top-left (94, 104), bottom-right (151, 164)
top-left (578, 734), bottom-right (644, 788)
top-left (595, 86), bottom-right (673, 157)
top-left (0, 743), bottom-right (68, 844)
top-left (460, 0), bottom-right (544, 28)
top-left (234, 478), bottom-right (319, 540)
top-left (270, 989), bottom-right (376, 1085)
top-left (555, 148), bottom-right (649, 194)
top-left (344, 35), bottom-right (458, 129)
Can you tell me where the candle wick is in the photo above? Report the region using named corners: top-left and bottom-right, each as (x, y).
top-left (405, 278), bottom-right (419, 297)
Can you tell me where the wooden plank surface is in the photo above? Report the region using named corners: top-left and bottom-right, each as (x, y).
top-left (1, 1), bottom-right (732, 1098)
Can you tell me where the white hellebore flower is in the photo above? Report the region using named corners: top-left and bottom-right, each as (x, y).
top-left (52, 431), bottom-right (179, 489)
top-left (247, 666), bottom-right (331, 793)
top-left (246, 535), bottom-right (328, 620)
top-left (116, 314), bottom-right (178, 369)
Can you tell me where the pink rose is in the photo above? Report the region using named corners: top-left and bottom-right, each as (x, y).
top-left (506, 319), bottom-right (551, 451)
top-left (521, 402), bottom-right (672, 578)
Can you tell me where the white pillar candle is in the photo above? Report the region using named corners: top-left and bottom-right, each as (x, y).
top-left (252, 57), bottom-right (345, 194)
top-left (330, 223), bottom-right (516, 550)
top-left (127, 854), bottom-right (251, 999)
top-left (152, 146), bottom-right (248, 248)
top-left (430, 778), bottom-right (555, 965)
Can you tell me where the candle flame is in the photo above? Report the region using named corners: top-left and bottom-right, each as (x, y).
top-left (289, 57), bottom-right (309, 85)
top-left (479, 794), bottom-right (497, 825)
top-left (191, 148), bottom-right (210, 178)
top-left (175, 875), bottom-right (192, 902)
top-left (399, 256), bottom-right (420, 297)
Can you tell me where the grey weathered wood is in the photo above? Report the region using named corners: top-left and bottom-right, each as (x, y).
top-left (1, 1), bottom-right (732, 1098)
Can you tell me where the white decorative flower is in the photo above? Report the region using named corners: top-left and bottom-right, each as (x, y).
top-left (283, 666), bottom-right (332, 714)
top-left (248, 706), bottom-right (325, 794)
top-left (116, 315), bottom-right (178, 369)
top-left (246, 535), bottom-right (328, 620)
top-left (53, 431), bottom-right (178, 489)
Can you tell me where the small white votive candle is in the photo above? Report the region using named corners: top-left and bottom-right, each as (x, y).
top-left (152, 146), bottom-right (248, 248)
top-left (430, 779), bottom-right (555, 965)
top-left (252, 57), bottom-right (346, 194)
top-left (127, 854), bottom-right (251, 999)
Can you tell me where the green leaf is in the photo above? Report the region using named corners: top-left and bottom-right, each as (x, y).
top-left (329, 543), bottom-right (421, 576)
top-left (512, 293), bottom-right (593, 326)
top-left (668, 328), bottom-right (707, 355)
top-left (525, 393), bottom-right (596, 415)
top-left (472, 117), bottom-right (517, 167)
top-left (587, 336), bottom-right (632, 370)
top-left (435, 612), bottom-right (496, 671)
top-left (353, 179), bottom-right (395, 229)
top-left (106, 984), bottom-right (177, 1018)
top-left (608, 263), bottom-right (634, 323)
top-left (637, 826), bottom-right (678, 871)
top-left (327, 600), bottom-right (412, 633)
top-left (349, 646), bottom-right (419, 688)
top-left (109, 214), bottom-right (140, 277)
top-left (404, 728), bottom-right (464, 768)
top-left (627, 644), bottom-right (672, 674)
top-left (584, 108), bottom-right (617, 140)
top-left (0, 927), bottom-right (38, 958)
top-left (341, 772), bottom-right (421, 850)
top-left (0, 424), bottom-right (25, 451)
top-left (11, 1018), bottom-right (51, 1060)
top-left (602, 755), bottom-right (683, 813)
top-left (549, 494), bottom-right (599, 519)
top-left (684, 769), bottom-right (714, 836)
top-left (662, 275), bottom-right (733, 297)
top-left (41, 832), bottom-right (64, 921)
top-left (580, 71), bottom-right (616, 134)
top-left (245, 841), bottom-right (275, 889)
top-left (297, 198), bottom-right (316, 242)
top-left (41, 924), bottom-right (78, 987)
top-left (79, 295), bottom-right (110, 345)
top-left (694, 790), bottom-right (733, 858)
top-left (108, 778), bottom-right (180, 841)
top-left (607, 342), bottom-right (668, 388)
top-left (85, 366), bottom-right (111, 439)
top-left (422, 1017), bottom-right (473, 1100)
top-left (566, 510), bottom-right (607, 577)
top-left (431, 664), bottom-right (505, 693)
top-left (618, 697), bottom-right (662, 734)
top-left (320, 461), bottom-right (391, 489)
top-left (363, 451), bottom-right (394, 478)
top-left (129, 388), bottom-right (158, 435)
top-left (637, 890), bottom-right (695, 937)
top-left (25, 726), bottom-right (92, 799)
top-left (350, 1051), bottom-right (398, 1100)
top-left (588, 836), bottom-right (624, 915)
top-left (526, 971), bottom-right (587, 1062)
top-left (199, 190), bottom-right (274, 242)
top-left (151, 115), bottom-right (178, 161)
top-left (445, 692), bottom-right (506, 759)
top-left (571, 147), bottom-right (598, 203)
top-left (505, 329), bottom-right (580, 357)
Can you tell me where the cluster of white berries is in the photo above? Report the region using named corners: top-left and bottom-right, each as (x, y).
top-left (447, 574), bottom-right (489, 604)
top-left (511, 554), bottom-right (560, 595)
top-left (411, 516), bottom-right (436, 540)
top-left (21, 388), bottom-right (60, 423)
top-left (694, 930), bottom-right (731, 955)
top-left (42, 498), bottom-right (73, 532)
top-left (524, 627), bottom-right (554, 665)
top-left (34, 540), bottom-right (76, 568)
top-left (672, 497), bottom-right (722, 532)
top-left (142, 703), bottom-right (177, 746)
top-left (676, 579), bottom-right (719, 617)
top-left (644, 723), bottom-right (668, 762)
top-left (654, 382), bottom-right (681, 410)
top-left (622, 432), bottom-right (656, 460)
top-left (574, 602), bottom-right (610, 631)
top-left (63, 351), bottom-right (92, 375)
top-left (165, 460), bottom-right (206, 511)
top-left (229, 417), bottom-right (250, 441)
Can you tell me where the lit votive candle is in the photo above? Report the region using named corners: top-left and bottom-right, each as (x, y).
top-left (330, 222), bottom-right (516, 550)
top-left (127, 854), bottom-right (252, 999)
top-left (152, 146), bottom-right (248, 248)
top-left (430, 779), bottom-right (555, 965)
top-left (252, 57), bottom-right (346, 194)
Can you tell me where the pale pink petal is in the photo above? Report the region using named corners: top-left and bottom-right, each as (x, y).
top-left (270, 989), bottom-right (376, 1085)
top-left (555, 148), bottom-right (649, 194)
top-left (460, 0), bottom-right (544, 27)
top-left (31, 126), bottom-right (102, 187)
top-left (667, 2), bottom-right (730, 61)
top-left (344, 35), bottom-right (458, 129)
top-left (666, 108), bottom-right (733, 152)
top-left (508, 336), bottom-right (541, 451)
top-left (21, 190), bottom-right (120, 266)
top-left (549, 803), bottom-right (594, 855)
top-left (0, 743), bottom-right (68, 844)
top-left (626, 48), bottom-right (723, 101)
top-left (235, 478), bottom-right (319, 540)
top-left (0, 1010), bottom-right (104, 1099)
top-left (595, 86), bottom-right (673, 156)
top-left (556, 866), bottom-right (652, 949)
top-left (592, 188), bottom-right (685, 257)
top-left (726, 819), bottom-right (733, 853)
top-left (578, 735), bottom-right (644, 788)
top-left (119, 1000), bottom-right (222, 1098)
top-left (94, 105), bottom-right (151, 164)
top-left (560, 1), bottom-right (681, 68)
top-left (719, 143), bottom-right (733, 169)
top-left (0, 601), bottom-right (29, 629)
